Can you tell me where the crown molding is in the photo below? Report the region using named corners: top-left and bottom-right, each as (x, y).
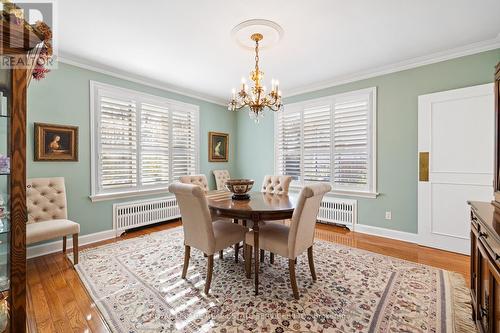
top-left (284, 36), bottom-right (500, 98)
top-left (56, 52), bottom-right (227, 106)
top-left (56, 36), bottom-right (500, 104)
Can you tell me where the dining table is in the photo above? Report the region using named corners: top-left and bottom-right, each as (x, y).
top-left (206, 190), bottom-right (296, 295)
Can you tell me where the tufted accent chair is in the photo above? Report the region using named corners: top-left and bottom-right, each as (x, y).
top-left (261, 175), bottom-right (293, 195)
top-left (26, 177), bottom-right (80, 264)
top-left (179, 174), bottom-right (209, 193)
top-left (212, 170), bottom-right (230, 191)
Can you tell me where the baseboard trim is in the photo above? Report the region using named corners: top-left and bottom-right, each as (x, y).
top-left (354, 224), bottom-right (418, 244)
top-left (27, 223), bottom-right (418, 258)
top-left (27, 229), bottom-right (116, 259)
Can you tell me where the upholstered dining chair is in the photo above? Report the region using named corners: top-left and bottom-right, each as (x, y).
top-left (260, 175), bottom-right (293, 195)
top-left (26, 177), bottom-right (80, 264)
top-left (179, 174), bottom-right (209, 193)
top-left (245, 182), bottom-right (331, 299)
top-left (169, 182), bottom-right (247, 294)
top-left (259, 175), bottom-right (293, 263)
top-left (212, 169), bottom-right (230, 191)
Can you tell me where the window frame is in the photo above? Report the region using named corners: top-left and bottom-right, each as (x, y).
top-left (274, 87), bottom-right (377, 198)
top-left (89, 81), bottom-right (200, 202)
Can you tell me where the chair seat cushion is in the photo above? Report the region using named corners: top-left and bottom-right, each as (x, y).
top-left (27, 219), bottom-right (80, 245)
top-left (245, 223), bottom-right (290, 258)
top-left (213, 220), bottom-right (247, 253)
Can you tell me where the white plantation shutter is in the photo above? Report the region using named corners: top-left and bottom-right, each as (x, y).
top-left (91, 82), bottom-right (199, 197)
top-left (333, 96), bottom-right (370, 191)
top-left (171, 107), bottom-right (198, 181)
top-left (275, 87), bottom-right (376, 194)
top-left (276, 106), bottom-right (301, 181)
top-left (140, 102), bottom-right (170, 185)
top-left (98, 95), bottom-right (137, 190)
top-left (303, 104), bottom-right (331, 182)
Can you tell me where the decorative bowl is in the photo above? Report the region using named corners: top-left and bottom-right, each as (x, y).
top-left (225, 179), bottom-right (254, 200)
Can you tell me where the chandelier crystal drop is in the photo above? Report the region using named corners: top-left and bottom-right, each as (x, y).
top-left (228, 33), bottom-right (283, 122)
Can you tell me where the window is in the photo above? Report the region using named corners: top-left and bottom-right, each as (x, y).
top-left (90, 81), bottom-right (199, 200)
top-left (275, 87), bottom-right (377, 197)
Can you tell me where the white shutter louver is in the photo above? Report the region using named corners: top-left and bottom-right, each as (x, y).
top-left (274, 87), bottom-right (375, 194)
top-left (140, 102), bottom-right (170, 185)
top-left (99, 95), bottom-right (137, 190)
top-left (303, 104), bottom-right (331, 182)
top-left (333, 97), bottom-right (370, 191)
top-left (276, 108), bottom-right (301, 181)
top-left (91, 82), bottom-right (200, 197)
top-left (171, 108), bottom-right (198, 182)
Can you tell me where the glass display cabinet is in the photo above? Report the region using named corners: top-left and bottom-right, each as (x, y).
top-left (0, 10), bottom-right (45, 332)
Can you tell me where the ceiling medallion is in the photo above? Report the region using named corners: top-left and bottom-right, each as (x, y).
top-left (228, 20), bottom-right (283, 123)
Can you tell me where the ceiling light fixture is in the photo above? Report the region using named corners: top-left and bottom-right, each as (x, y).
top-left (228, 25), bottom-right (283, 123)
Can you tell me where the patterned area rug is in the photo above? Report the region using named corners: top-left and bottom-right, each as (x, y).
top-left (72, 227), bottom-right (475, 332)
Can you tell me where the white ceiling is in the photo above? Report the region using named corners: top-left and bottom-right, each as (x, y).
top-left (57, 0), bottom-right (500, 104)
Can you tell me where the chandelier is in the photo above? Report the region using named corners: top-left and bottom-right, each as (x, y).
top-left (228, 33), bottom-right (282, 122)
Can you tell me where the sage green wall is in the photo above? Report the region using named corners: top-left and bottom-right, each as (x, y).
top-left (235, 49), bottom-right (500, 233)
top-left (27, 62), bottom-right (236, 237)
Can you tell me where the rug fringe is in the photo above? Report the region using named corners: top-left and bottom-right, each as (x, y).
top-left (447, 272), bottom-right (477, 333)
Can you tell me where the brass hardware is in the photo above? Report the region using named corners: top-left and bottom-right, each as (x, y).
top-left (419, 152), bottom-right (429, 182)
top-left (250, 33), bottom-right (263, 42)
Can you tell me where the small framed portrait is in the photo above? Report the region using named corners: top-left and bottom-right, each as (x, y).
top-left (34, 123), bottom-right (78, 161)
top-left (209, 132), bottom-right (228, 162)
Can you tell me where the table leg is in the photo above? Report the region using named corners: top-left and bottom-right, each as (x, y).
top-left (253, 221), bottom-right (260, 295)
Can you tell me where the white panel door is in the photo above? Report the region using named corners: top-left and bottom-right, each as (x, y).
top-left (418, 83), bottom-right (494, 254)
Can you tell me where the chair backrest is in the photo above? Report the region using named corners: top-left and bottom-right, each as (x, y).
top-left (168, 183), bottom-right (215, 254)
top-left (212, 169), bottom-right (230, 190)
top-left (261, 175), bottom-right (292, 195)
top-left (288, 183), bottom-right (331, 258)
top-left (26, 177), bottom-right (68, 224)
top-left (179, 174), bottom-right (209, 193)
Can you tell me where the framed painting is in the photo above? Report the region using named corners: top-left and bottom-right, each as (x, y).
top-left (34, 123), bottom-right (78, 161)
top-left (209, 131), bottom-right (228, 162)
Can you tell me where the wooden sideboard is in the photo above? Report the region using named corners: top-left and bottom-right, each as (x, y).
top-left (470, 61), bottom-right (500, 333)
top-left (469, 201), bottom-right (500, 333)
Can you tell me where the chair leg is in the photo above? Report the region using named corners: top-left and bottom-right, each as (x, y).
top-left (260, 249), bottom-right (265, 262)
top-left (307, 246), bottom-right (317, 281)
top-left (205, 255), bottom-right (214, 295)
top-left (182, 245), bottom-right (190, 279)
top-left (72, 234), bottom-right (79, 265)
top-left (270, 252), bottom-right (275, 264)
top-left (233, 219), bottom-right (239, 262)
top-left (245, 244), bottom-right (252, 278)
top-left (234, 243), bottom-right (239, 263)
top-left (219, 250), bottom-right (223, 259)
top-left (289, 259), bottom-right (299, 300)
top-left (62, 236), bottom-right (67, 253)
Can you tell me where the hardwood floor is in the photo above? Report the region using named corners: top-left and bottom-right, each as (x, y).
top-left (26, 220), bottom-right (470, 333)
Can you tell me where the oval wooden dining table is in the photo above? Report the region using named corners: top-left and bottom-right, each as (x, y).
top-left (206, 190), bottom-right (296, 295)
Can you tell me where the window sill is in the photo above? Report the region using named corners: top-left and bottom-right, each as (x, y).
top-left (89, 187), bottom-right (170, 202)
top-left (289, 185), bottom-right (379, 199)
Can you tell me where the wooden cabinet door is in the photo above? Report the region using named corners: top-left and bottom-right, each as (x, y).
top-left (472, 226), bottom-right (479, 319)
top-left (487, 254), bottom-right (500, 333)
top-left (478, 240), bottom-right (492, 332)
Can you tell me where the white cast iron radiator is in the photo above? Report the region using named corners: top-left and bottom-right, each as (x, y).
top-left (317, 197), bottom-right (357, 230)
top-left (113, 196), bottom-right (180, 236)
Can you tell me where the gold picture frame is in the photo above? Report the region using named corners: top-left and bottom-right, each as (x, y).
top-left (34, 123), bottom-right (78, 161)
top-left (208, 131), bottom-right (228, 162)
